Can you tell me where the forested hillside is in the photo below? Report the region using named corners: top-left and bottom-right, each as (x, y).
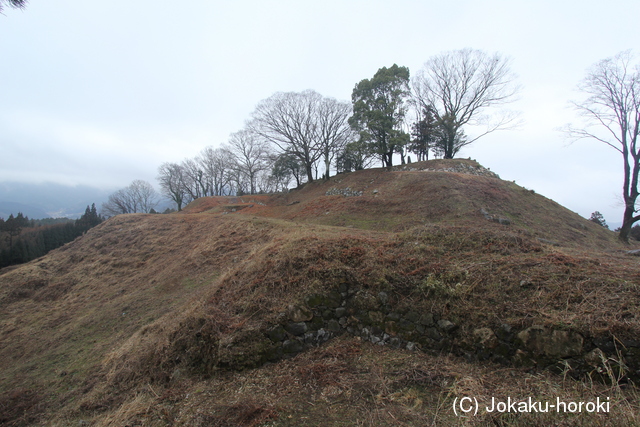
top-left (0, 204), bottom-right (102, 268)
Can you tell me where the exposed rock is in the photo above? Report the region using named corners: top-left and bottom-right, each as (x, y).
top-left (384, 321), bottom-right (398, 335)
top-left (288, 304), bottom-right (313, 322)
top-left (495, 323), bottom-right (514, 342)
top-left (377, 291), bottom-right (389, 304)
top-left (473, 327), bottom-right (499, 349)
top-left (393, 162), bottom-right (500, 178)
top-left (425, 327), bottom-right (442, 341)
top-left (325, 187), bottom-right (364, 197)
top-left (257, 288), bottom-right (636, 382)
top-left (405, 311), bottom-right (420, 323)
top-left (282, 339), bottom-right (304, 354)
top-left (398, 319), bottom-right (415, 332)
top-left (305, 294), bottom-right (325, 308)
top-left (419, 313), bottom-right (435, 326)
top-left (327, 319), bottom-right (341, 332)
top-left (369, 311), bottom-right (384, 324)
top-left (285, 322), bottom-right (308, 336)
top-left (584, 348), bottom-right (606, 367)
top-left (267, 325), bottom-right (286, 342)
top-left (437, 319), bottom-right (457, 332)
top-left (386, 312), bottom-right (401, 322)
top-left (517, 326), bottom-right (583, 358)
top-left (480, 208), bottom-right (510, 225)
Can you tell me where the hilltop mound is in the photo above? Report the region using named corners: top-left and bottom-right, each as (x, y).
top-left (1, 160), bottom-right (639, 426)
top-left (186, 159), bottom-right (619, 249)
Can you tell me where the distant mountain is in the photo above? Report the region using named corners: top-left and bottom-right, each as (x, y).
top-left (0, 182), bottom-right (112, 219)
top-left (0, 201), bottom-right (52, 220)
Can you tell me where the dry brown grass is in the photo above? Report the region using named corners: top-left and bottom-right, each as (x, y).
top-left (2, 159), bottom-right (640, 426)
top-left (56, 337), bottom-right (640, 426)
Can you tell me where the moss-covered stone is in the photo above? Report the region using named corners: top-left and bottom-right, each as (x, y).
top-left (398, 319), bottom-right (415, 332)
top-left (386, 312), bottom-right (401, 321)
top-left (405, 311), bottom-right (420, 323)
top-left (437, 319), bottom-right (456, 332)
top-left (282, 339), bottom-right (304, 354)
top-left (264, 342), bottom-right (284, 361)
top-left (472, 327), bottom-right (498, 349)
top-left (384, 321), bottom-right (399, 335)
top-left (288, 304), bottom-right (313, 322)
top-left (305, 294), bottom-right (326, 308)
top-left (308, 316), bottom-right (324, 330)
top-left (285, 322), bottom-right (308, 336)
top-left (425, 327), bottom-right (442, 341)
top-left (267, 325), bottom-right (286, 342)
top-left (369, 311), bottom-right (384, 324)
top-left (218, 332), bottom-right (273, 370)
top-left (495, 323), bottom-right (514, 342)
top-left (327, 319), bottom-right (341, 333)
top-left (355, 310), bottom-right (371, 325)
top-left (517, 326), bottom-right (583, 358)
top-left (326, 291), bottom-right (343, 308)
top-left (419, 313), bottom-right (435, 326)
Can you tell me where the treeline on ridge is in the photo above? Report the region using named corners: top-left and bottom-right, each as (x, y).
top-left (102, 49), bottom-right (640, 244)
top-left (0, 204), bottom-right (103, 268)
top-left (148, 49), bottom-right (519, 211)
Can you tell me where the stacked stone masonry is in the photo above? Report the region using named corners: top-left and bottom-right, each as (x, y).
top-left (392, 162), bottom-right (500, 179)
top-left (325, 187), bottom-right (364, 197)
top-left (259, 283), bottom-right (640, 383)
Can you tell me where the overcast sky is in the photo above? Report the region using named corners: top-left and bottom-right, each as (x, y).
top-left (1, 0), bottom-right (638, 224)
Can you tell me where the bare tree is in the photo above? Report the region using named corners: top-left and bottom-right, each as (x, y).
top-left (412, 49), bottom-right (520, 158)
top-left (181, 158), bottom-right (209, 200)
top-left (226, 164), bottom-right (248, 196)
top-left (249, 90), bottom-right (325, 183)
top-left (130, 180), bottom-right (159, 213)
top-left (102, 189), bottom-right (136, 216)
top-left (102, 180), bottom-right (159, 216)
top-left (197, 147), bottom-right (234, 196)
top-left (317, 97), bottom-right (354, 179)
top-left (225, 129), bottom-right (271, 194)
top-left (567, 51), bottom-right (640, 242)
top-left (157, 162), bottom-right (191, 211)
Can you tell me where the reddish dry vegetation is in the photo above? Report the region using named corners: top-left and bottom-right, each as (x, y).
top-left (1, 159), bottom-right (639, 426)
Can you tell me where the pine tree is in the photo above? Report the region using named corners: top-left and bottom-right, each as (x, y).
top-left (589, 211), bottom-right (609, 229)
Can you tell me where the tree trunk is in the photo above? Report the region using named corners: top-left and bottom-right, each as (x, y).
top-left (305, 164), bottom-right (314, 183)
top-left (619, 206), bottom-right (634, 243)
top-left (385, 152), bottom-right (393, 168)
top-left (324, 157), bottom-right (331, 181)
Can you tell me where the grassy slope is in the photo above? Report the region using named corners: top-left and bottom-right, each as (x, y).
top-left (193, 160), bottom-right (622, 249)
top-left (1, 159), bottom-right (639, 426)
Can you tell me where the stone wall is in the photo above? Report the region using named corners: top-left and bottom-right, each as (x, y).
top-left (393, 162), bottom-right (500, 179)
top-left (325, 187), bottom-right (364, 197)
top-left (253, 284), bottom-right (639, 383)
